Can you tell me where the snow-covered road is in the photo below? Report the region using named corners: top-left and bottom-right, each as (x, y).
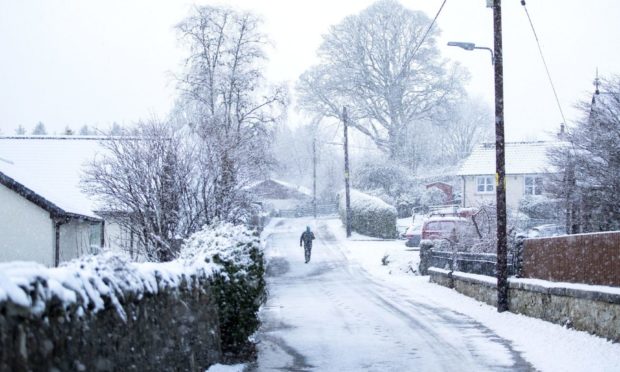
top-left (253, 218), bottom-right (532, 371)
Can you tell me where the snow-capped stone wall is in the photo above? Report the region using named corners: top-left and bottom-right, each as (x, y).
top-left (339, 189), bottom-right (398, 239)
top-left (0, 222), bottom-right (266, 370)
top-left (429, 268), bottom-right (620, 342)
top-left (0, 254), bottom-right (221, 370)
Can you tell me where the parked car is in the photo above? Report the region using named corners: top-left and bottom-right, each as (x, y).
top-left (516, 224), bottom-right (566, 239)
top-left (403, 222), bottom-right (423, 247)
top-left (421, 216), bottom-right (477, 243)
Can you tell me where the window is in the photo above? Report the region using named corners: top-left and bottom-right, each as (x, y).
top-left (524, 175), bottom-right (544, 195)
top-left (476, 176), bottom-right (494, 193)
top-left (89, 223), bottom-right (102, 253)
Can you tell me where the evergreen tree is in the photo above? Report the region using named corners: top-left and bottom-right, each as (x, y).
top-left (32, 122), bottom-right (47, 135)
top-left (15, 125), bottom-right (26, 135)
top-left (79, 125), bottom-right (91, 135)
top-left (548, 75), bottom-right (620, 232)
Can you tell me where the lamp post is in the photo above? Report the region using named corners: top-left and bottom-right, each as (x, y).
top-left (447, 0), bottom-right (508, 313)
top-left (447, 42), bottom-right (495, 65)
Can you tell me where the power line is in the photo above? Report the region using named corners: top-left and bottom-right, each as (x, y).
top-left (520, 0), bottom-right (568, 125)
top-left (409, 0), bottom-right (448, 60)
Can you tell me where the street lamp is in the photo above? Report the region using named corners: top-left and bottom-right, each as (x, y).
top-left (447, 0), bottom-right (508, 313)
top-left (447, 41), bottom-right (495, 65)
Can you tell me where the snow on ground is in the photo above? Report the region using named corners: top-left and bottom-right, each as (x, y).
top-left (205, 363), bottom-right (247, 372)
top-left (324, 218), bottom-right (620, 372)
top-left (257, 218), bottom-right (523, 371)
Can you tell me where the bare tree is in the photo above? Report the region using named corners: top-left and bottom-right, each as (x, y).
top-left (82, 120), bottom-right (194, 262)
top-left (435, 97), bottom-right (493, 164)
top-left (297, 0), bottom-right (465, 162)
top-left (175, 5), bottom-right (286, 221)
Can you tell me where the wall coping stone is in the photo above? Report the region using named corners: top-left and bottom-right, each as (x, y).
top-left (429, 268), bottom-right (620, 305)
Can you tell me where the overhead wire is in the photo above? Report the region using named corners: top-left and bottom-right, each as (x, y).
top-left (409, 0), bottom-right (448, 60)
top-left (520, 0), bottom-right (568, 125)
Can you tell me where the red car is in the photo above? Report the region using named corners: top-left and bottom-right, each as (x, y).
top-left (421, 216), bottom-right (476, 242)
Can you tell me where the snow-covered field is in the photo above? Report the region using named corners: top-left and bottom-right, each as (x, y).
top-left (253, 217), bottom-right (620, 372)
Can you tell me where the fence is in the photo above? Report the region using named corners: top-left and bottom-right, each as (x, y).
top-left (276, 203), bottom-right (338, 218)
top-left (522, 231), bottom-right (620, 287)
top-left (419, 241), bottom-right (518, 276)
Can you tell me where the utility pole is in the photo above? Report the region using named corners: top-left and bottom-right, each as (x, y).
top-left (312, 137), bottom-right (317, 219)
top-left (493, 0), bottom-right (509, 312)
top-left (343, 106), bottom-right (352, 238)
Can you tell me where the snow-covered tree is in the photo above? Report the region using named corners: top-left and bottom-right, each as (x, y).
top-left (176, 5), bottom-right (287, 221)
top-left (109, 122), bottom-right (123, 136)
top-left (82, 120), bottom-right (194, 262)
top-left (32, 121), bottom-right (47, 135)
top-left (548, 75), bottom-right (620, 233)
top-left (432, 97), bottom-right (493, 164)
top-left (14, 125), bottom-right (26, 135)
top-left (297, 0), bottom-right (465, 162)
top-left (63, 126), bottom-right (74, 135)
top-left (79, 125), bottom-right (92, 136)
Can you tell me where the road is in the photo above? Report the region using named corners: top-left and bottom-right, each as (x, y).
top-left (251, 218), bottom-right (533, 371)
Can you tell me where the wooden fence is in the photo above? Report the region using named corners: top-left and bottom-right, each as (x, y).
top-left (522, 231), bottom-right (620, 287)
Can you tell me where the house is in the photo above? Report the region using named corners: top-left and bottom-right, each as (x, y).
top-left (457, 141), bottom-right (557, 210)
top-left (0, 136), bottom-right (134, 266)
top-left (246, 179), bottom-right (312, 215)
top-left (425, 182), bottom-right (454, 204)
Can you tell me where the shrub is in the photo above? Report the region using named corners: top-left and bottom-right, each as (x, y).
top-left (181, 223), bottom-right (266, 359)
top-left (338, 189), bottom-right (398, 238)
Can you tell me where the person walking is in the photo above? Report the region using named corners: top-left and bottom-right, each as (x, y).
top-left (300, 226), bottom-right (316, 263)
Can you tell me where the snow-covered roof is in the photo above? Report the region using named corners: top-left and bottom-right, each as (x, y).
top-left (0, 136), bottom-right (108, 219)
top-left (246, 178), bottom-right (312, 197)
top-left (458, 141), bottom-right (558, 176)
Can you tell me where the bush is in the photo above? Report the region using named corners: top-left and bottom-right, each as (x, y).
top-left (518, 195), bottom-right (561, 221)
top-left (181, 223), bottom-right (266, 359)
top-left (338, 189), bottom-right (398, 238)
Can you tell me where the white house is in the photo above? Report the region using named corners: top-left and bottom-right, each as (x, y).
top-left (458, 141), bottom-right (558, 210)
top-left (0, 136), bottom-right (134, 266)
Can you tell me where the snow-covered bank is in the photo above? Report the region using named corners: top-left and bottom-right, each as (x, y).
top-left (323, 218), bottom-right (620, 372)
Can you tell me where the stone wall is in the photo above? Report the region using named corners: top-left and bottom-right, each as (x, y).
top-left (0, 277), bottom-right (221, 371)
top-left (429, 268), bottom-right (620, 342)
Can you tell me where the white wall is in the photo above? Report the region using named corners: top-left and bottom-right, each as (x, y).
top-left (462, 174), bottom-right (529, 211)
top-left (103, 218), bottom-right (146, 261)
top-left (59, 220), bottom-right (99, 262)
top-left (0, 183), bottom-right (54, 266)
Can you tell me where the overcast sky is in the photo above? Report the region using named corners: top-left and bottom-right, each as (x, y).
top-left (1, 0), bottom-right (619, 140)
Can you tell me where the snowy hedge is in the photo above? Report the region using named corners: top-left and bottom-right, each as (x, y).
top-left (339, 189), bottom-right (398, 239)
top-left (181, 222), bottom-right (266, 358)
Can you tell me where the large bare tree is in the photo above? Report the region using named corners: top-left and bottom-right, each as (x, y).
top-left (297, 0), bottom-right (465, 162)
top-left (176, 5), bottom-right (287, 220)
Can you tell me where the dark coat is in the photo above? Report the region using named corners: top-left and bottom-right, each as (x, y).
top-left (300, 231), bottom-right (315, 248)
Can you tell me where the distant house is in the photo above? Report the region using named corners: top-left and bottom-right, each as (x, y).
top-left (425, 182), bottom-right (454, 204)
top-left (0, 136), bottom-right (134, 267)
top-left (246, 179), bottom-right (312, 214)
top-left (457, 141), bottom-right (557, 210)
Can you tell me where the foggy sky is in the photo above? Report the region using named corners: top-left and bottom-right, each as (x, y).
top-left (1, 0), bottom-right (619, 140)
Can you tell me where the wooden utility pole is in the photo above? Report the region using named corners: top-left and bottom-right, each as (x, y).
top-left (343, 107), bottom-right (352, 238)
top-left (493, 0), bottom-right (509, 312)
top-left (312, 137), bottom-right (317, 219)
